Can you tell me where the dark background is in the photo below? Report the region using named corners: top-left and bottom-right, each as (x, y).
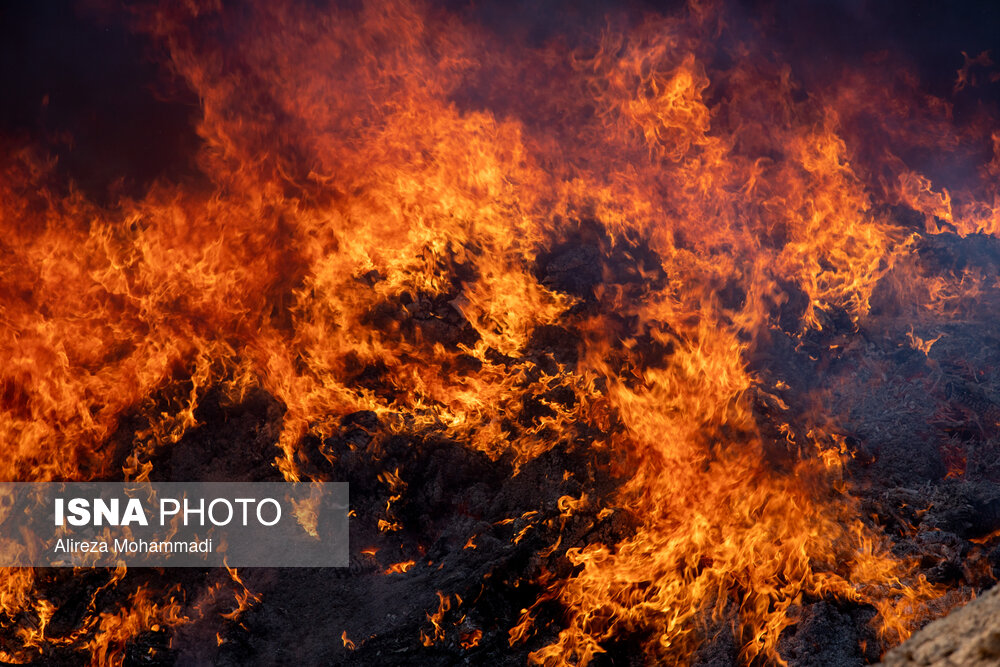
top-left (2, 0), bottom-right (1000, 201)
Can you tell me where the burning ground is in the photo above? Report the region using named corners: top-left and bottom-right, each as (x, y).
top-left (3, 0), bottom-right (1000, 664)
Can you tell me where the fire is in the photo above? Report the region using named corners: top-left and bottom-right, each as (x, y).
top-left (461, 628), bottom-right (483, 649)
top-left (220, 565), bottom-right (261, 621)
top-left (86, 586), bottom-right (189, 667)
top-left (383, 560), bottom-right (417, 575)
top-left (420, 592), bottom-right (453, 647)
top-left (2, 0), bottom-right (998, 663)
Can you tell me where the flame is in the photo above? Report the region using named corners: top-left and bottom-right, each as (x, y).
top-left (420, 592), bottom-right (452, 647)
top-left (460, 628), bottom-right (483, 649)
top-left (86, 587), bottom-right (189, 667)
top-left (907, 328), bottom-right (944, 356)
top-left (2, 0), bottom-right (997, 663)
top-left (219, 564), bottom-right (261, 621)
top-left (383, 560), bottom-right (417, 575)
top-left (290, 486), bottom-right (323, 539)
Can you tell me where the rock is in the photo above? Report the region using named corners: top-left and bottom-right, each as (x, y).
top-left (880, 586), bottom-right (1000, 666)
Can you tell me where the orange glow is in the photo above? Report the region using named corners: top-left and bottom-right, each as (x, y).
top-left (2, 0), bottom-right (995, 663)
top-left (220, 565), bottom-right (261, 621)
top-left (461, 628), bottom-right (483, 649)
top-left (383, 560), bottom-right (417, 575)
top-left (420, 592), bottom-right (452, 647)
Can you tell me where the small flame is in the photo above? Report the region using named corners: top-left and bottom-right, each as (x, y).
top-left (383, 560), bottom-right (416, 575)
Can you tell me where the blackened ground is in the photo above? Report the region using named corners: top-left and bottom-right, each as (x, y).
top-left (62, 380), bottom-right (627, 665)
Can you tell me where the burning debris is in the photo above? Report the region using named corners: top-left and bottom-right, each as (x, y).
top-left (3, 0), bottom-right (1000, 664)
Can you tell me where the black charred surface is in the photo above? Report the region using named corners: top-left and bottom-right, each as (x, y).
top-left (757, 221), bottom-right (1000, 664)
top-left (777, 602), bottom-right (880, 667)
top-left (63, 359), bottom-right (628, 666)
top-left (535, 219), bottom-right (669, 311)
top-left (219, 421), bottom-right (625, 665)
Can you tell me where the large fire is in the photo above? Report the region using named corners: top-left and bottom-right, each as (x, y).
top-left (2, 0), bottom-right (999, 664)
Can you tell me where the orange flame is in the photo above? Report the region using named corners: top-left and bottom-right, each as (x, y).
top-left (2, 0), bottom-right (995, 663)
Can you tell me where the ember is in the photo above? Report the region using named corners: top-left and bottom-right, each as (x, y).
top-left (3, 0), bottom-right (1000, 664)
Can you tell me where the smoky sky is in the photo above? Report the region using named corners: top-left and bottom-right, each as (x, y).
top-left (2, 0), bottom-right (1000, 201)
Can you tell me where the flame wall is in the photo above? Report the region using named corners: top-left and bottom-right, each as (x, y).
top-left (3, 0), bottom-right (1000, 664)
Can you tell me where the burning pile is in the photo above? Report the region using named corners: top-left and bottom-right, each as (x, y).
top-left (2, 0), bottom-right (1000, 664)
